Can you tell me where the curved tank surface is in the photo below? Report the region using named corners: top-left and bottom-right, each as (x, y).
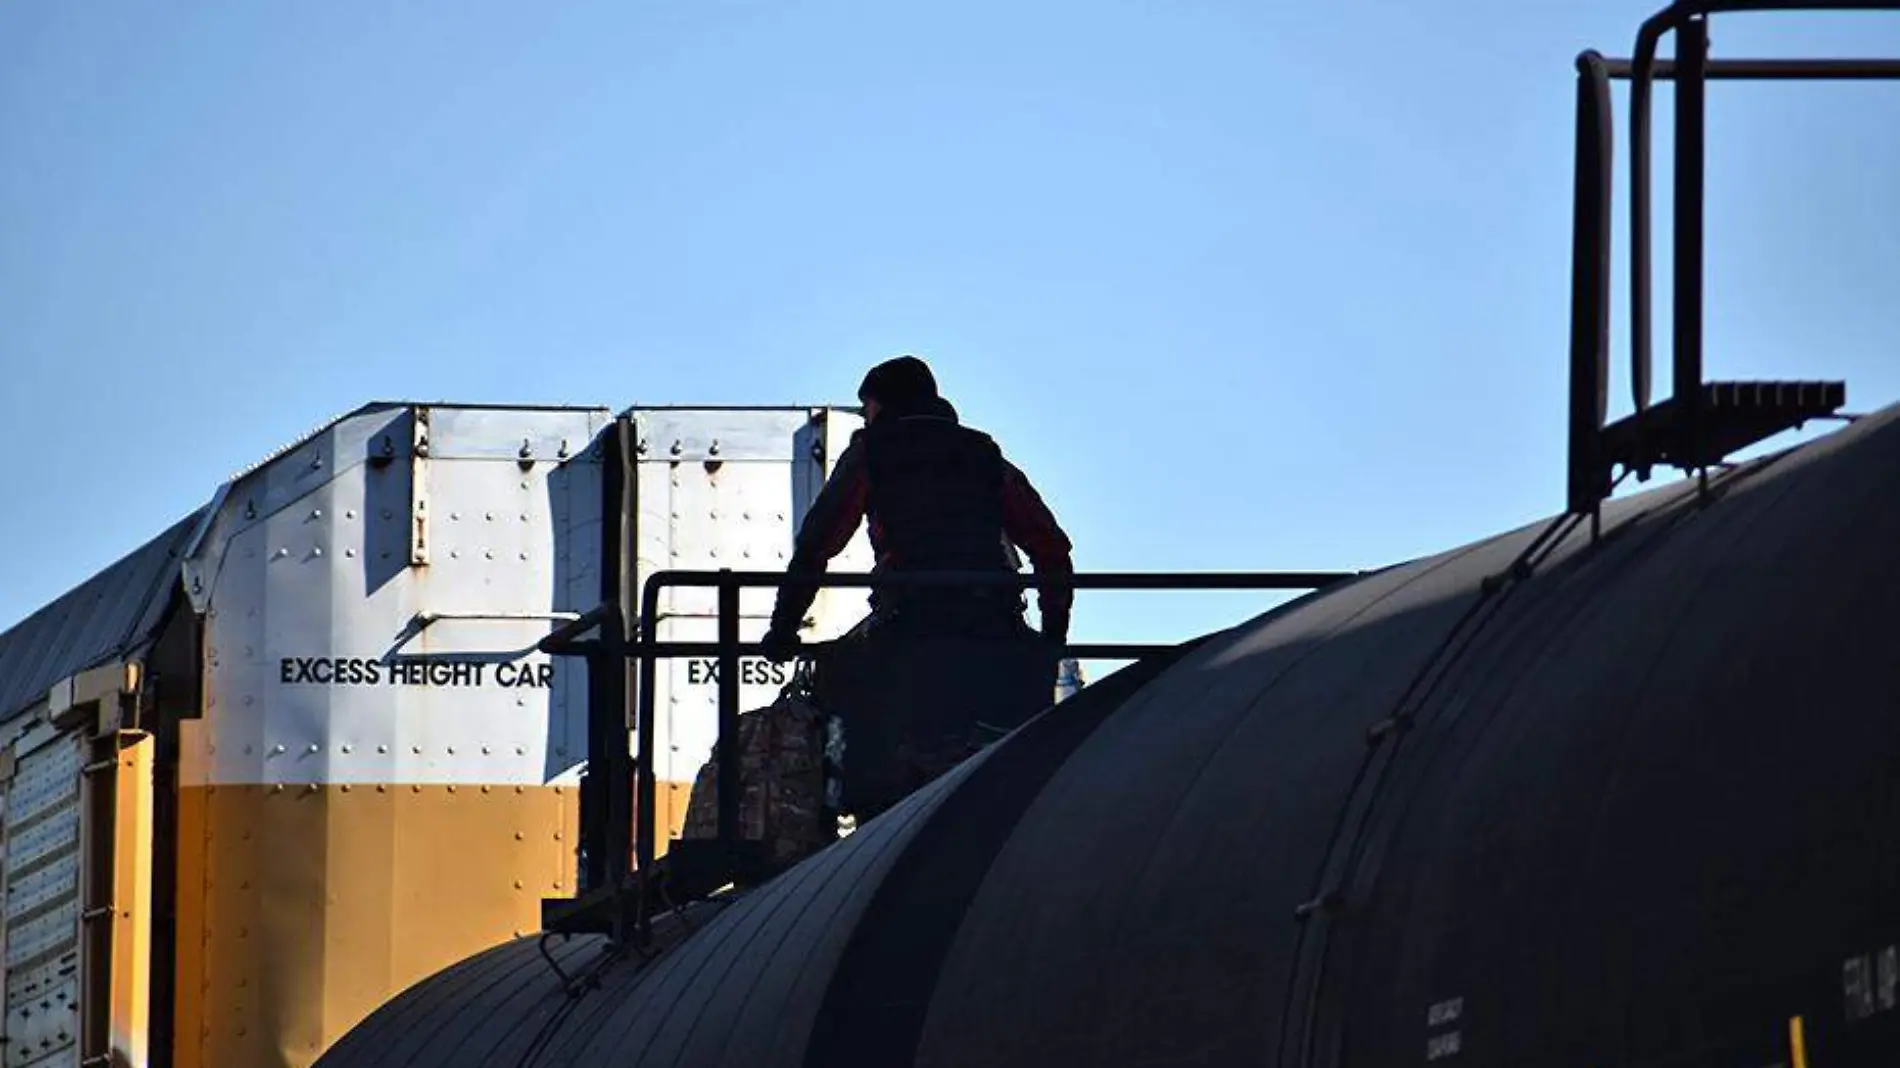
top-left (315, 399), bottom-right (1900, 1067)
top-left (310, 642), bottom-right (1202, 1067)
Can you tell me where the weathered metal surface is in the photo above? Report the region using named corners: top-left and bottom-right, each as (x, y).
top-left (78, 730), bottom-right (155, 1068)
top-left (0, 510), bottom-right (200, 723)
top-left (317, 398), bottom-right (1900, 1068)
top-left (169, 403), bottom-right (611, 1068)
top-left (182, 404), bottom-right (611, 791)
top-left (2, 720), bottom-right (85, 1068)
top-left (632, 408), bottom-right (874, 849)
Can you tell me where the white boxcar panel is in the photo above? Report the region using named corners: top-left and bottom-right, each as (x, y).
top-left (802, 407), bottom-right (877, 639)
top-left (631, 408), bottom-right (872, 791)
top-left (3, 722), bottom-right (82, 1068)
top-left (184, 405), bottom-right (611, 789)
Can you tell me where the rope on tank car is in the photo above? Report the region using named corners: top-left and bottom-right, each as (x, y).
top-left (512, 900), bottom-right (732, 1068)
top-left (536, 934), bottom-right (576, 987)
top-left (513, 939), bottom-right (623, 1068)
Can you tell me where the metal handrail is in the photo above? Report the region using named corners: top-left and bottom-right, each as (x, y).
top-left (1629, 1), bottom-right (1900, 418)
top-left (539, 566), bottom-right (1364, 944)
top-left (1565, 0), bottom-right (1900, 517)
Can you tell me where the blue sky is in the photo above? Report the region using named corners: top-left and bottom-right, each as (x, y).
top-left (4, 2), bottom-right (1898, 656)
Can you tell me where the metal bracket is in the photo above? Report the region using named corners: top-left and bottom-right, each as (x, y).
top-left (1293, 889), bottom-right (1344, 921)
top-left (410, 406), bottom-right (432, 567)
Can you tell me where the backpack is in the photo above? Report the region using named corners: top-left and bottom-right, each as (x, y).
top-left (679, 665), bottom-right (840, 872)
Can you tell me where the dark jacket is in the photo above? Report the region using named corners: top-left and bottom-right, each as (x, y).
top-left (769, 397), bottom-right (1073, 638)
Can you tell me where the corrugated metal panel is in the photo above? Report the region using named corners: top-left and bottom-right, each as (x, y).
top-left (3, 724), bottom-right (86, 1068)
top-left (629, 406), bottom-right (875, 852)
top-left (0, 509), bottom-right (202, 722)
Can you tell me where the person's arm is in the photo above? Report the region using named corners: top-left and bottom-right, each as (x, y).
top-left (1000, 459), bottom-right (1074, 643)
top-left (768, 438), bottom-right (870, 638)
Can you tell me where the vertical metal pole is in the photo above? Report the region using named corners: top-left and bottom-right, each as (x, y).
top-left (603, 420), bottom-right (636, 938)
top-left (1673, 15), bottom-right (1709, 458)
top-left (716, 570), bottom-right (741, 859)
top-left (582, 418), bottom-right (632, 896)
top-left (1568, 50), bottom-right (1615, 516)
top-left (1629, 46), bottom-right (1655, 422)
top-left (633, 576), bottom-right (661, 945)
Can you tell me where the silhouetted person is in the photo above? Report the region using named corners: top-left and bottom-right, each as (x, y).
top-left (761, 355), bottom-right (1073, 815)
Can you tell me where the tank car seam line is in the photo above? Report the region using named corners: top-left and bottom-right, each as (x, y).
top-left (385, 951), bottom-right (550, 1067)
top-left (1572, 447), bottom-right (1869, 875)
top-left (1337, 491), bottom-right (1714, 1043)
top-left (735, 796), bottom-right (953, 1054)
top-left (1307, 501), bottom-right (1690, 1041)
top-left (656, 782), bottom-right (951, 1062)
top-left (1295, 454), bottom-right (1804, 1068)
top-left (1343, 479), bottom-right (1705, 913)
top-left (593, 854), bottom-right (842, 1063)
top-left (801, 646), bottom-right (1206, 1068)
top-left (522, 941), bottom-right (664, 1068)
top-left (346, 944), bottom-right (546, 1066)
top-left (420, 937), bottom-right (596, 1068)
top-left (601, 881), bottom-right (806, 1063)
top-left (882, 548), bottom-right (1463, 1068)
top-left (1556, 462), bottom-right (1835, 1045)
top-left (1277, 511), bottom-right (1586, 1068)
top-left (512, 940), bottom-right (637, 1068)
top-left (685, 790), bottom-right (950, 1066)
top-left (536, 902), bottom-right (714, 1059)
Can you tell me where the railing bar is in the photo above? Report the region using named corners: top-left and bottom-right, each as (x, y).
top-left (628, 569), bottom-right (1362, 591)
top-left (715, 577), bottom-right (742, 853)
top-left (553, 565), bottom-right (1362, 943)
top-left (1603, 57), bottom-right (1900, 78)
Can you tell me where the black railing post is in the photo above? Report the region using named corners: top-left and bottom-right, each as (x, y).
top-left (634, 568), bottom-right (663, 945)
top-left (1561, 1), bottom-right (1899, 515)
top-left (1568, 50), bottom-right (1615, 517)
top-left (1629, 40), bottom-right (1657, 435)
top-left (582, 418), bottom-right (633, 898)
top-left (1673, 14), bottom-right (1710, 461)
top-left (715, 571), bottom-right (741, 856)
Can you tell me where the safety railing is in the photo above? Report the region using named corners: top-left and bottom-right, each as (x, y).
top-left (537, 566), bottom-right (1362, 943)
top-left (1566, 0), bottom-right (1895, 519)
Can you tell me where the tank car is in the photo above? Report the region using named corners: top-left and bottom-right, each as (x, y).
top-left (312, 5), bottom-right (1900, 1066)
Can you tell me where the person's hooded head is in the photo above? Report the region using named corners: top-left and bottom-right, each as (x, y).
top-left (857, 355), bottom-right (942, 423)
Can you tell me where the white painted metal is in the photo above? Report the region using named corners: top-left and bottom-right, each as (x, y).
top-left (2, 719), bottom-right (83, 1068)
top-left (182, 405), bottom-right (612, 789)
top-left (803, 408), bottom-right (878, 639)
top-left (178, 401), bottom-right (868, 795)
top-left (632, 407), bottom-right (873, 791)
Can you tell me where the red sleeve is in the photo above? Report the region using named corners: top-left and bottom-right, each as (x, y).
top-left (1000, 459), bottom-right (1074, 629)
top-left (770, 440), bottom-right (869, 633)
